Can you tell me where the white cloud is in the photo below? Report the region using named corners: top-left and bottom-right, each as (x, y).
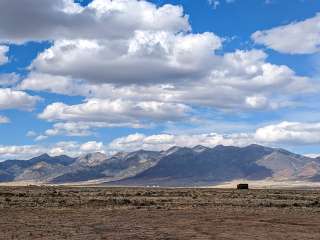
top-left (0, 141), bottom-right (106, 161)
top-left (0, 145), bottom-right (47, 161)
top-left (208, 0), bottom-right (241, 9)
top-left (252, 13), bottom-right (320, 54)
top-left (13, 0), bottom-right (312, 117)
top-left (0, 88), bottom-right (40, 110)
top-left (110, 121), bottom-right (320, 152)
top-left (208, 0), bottom-right (220, 9)
top-left (109, 132), bottom-right (253, 152)
top-left (38, 98), bottom-right (190, 125)
top-left (255, 121), bottom-right (320, 144)
top-left (0, 73), bottom-right (20, 87)
top-left (47, 141), bottom-right (86, 157)
top-left (305, 153), bottom-right (320, 158)
top-left (80, 141), bottom-right (104, 153)
top-left (22, 47), bottom-right (311, 113)
top-left (44, 122), bottom-right (96, 137)
top-left (48, 141), bottom-right (105, 157)
top-left (29, 32), bottom-right (221, 85)
top-left (1, 0), bottom-right (318, 146)
top-left (245, 95), bottom-right (268, 109)
top-left (0, 0), bottom-right (190, 43)
top-left (1, 134), bottom-right (249, 161)
top-left (34, 135), bottom-right (48, 142)
top-left (19, 73), bottom-right (86, 96)
top-left (2, 120), bottom-right (320, 160)
top-left (0, 115), bottom-right (10, 124)
top-left (26, 131), bottom-right (37, 137)
top-left (0, 45), bottom-right (9, 65)
top-left (43, 122), bottom-right (129, 138)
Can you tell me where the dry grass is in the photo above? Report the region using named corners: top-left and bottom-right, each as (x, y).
top-left (1, 186), bottom-right (320, 239)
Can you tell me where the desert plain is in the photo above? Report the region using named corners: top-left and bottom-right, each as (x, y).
top-left (0, 186), bottom-right (320, 239)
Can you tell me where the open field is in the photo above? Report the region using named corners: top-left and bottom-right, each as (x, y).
top-left (1, 186), bottom-right (320, 239)
top-left (212, 179), bottom-right (320, 189)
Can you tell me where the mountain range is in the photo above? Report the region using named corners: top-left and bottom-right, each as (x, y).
top-left (0, 144), bottom-right (320, 186)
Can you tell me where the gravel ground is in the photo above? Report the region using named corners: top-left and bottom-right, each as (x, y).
top-left (1, 186), bottom-right (320, 239)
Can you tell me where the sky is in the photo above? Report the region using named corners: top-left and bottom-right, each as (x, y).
top-left (0, 0), bottom-right (320, 160)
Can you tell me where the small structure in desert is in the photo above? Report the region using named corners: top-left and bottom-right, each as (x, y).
top-left (237, 183), bottom-right (249, 190)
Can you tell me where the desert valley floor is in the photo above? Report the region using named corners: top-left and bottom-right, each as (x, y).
top-left (1, 186), bottom-right (320, 239)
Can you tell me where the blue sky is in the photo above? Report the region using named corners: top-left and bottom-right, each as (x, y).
top-left (0, 0), bottom-right (320, 160)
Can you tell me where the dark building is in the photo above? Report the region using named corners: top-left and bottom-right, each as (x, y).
top-left (237, 183), bottom-right (249, 190)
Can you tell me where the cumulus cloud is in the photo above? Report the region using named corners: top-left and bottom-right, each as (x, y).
top-left (0, 141), bottom-right (106, 161)
top-left (1, 0), bottom-right (318, 148)
top-left (0, 115), bottom-right (10, 124)
top-left (0, 45), bottom-right (9, 65)
top-left (80, 141), bottom-right (104, 153)
top-left (14, 0), bottom-right (313, 120)
top-left (109, 121), bottom-right (320, 152)
top-left (47, 141), bottom-right (103, 157)
top-left (23, 47), bottom-right (311, 112)
top-left (305, 153), bottom-right (320, 158)
top-left (0, 145), bottom-right (47, 161)
top-left (29, 32), bottom-right (221, 85)
top-left (19, 73), bottom-right (87, 96)
top-left (252, 13), bottom-right (320, 54)
top-left (0, 0), bottom-right (190, 43)
top-left (21, 47), bottom-right (313, 139)
top-left (26, 131), bottom-right (37, 137)
top-left (2, 120), bottom-right (320, 160)
top-left (109, 132), bottom-right (253, 152)
top-left (38, 98), bottom-right (190, 125)
top-left (41, 121), bottom-right (138, 139)
top-left (255, 121), bottom-right (320, 144)
top-left (0, 88), bottom-right (40, 110)
top-left (0, 73), bottom-right (20, 87)
top-left (35, 98), bottom-right (190, 138)
top-left (34, 135), bottom-right (48, 142)
top-left (44, 122), bottom-right (97, 137)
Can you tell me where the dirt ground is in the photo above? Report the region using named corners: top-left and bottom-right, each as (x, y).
top-left (1, 186), bottom-right (320, 239)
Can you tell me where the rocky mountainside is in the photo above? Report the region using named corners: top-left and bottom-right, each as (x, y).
top-left (0, 154), bottom-right (75, 182)
top-left (0, 150), bottom-right (162, 184)
top-left (0, 145), bottom-right (319, 186)
top-left (116, 145), bottom-right (320, 186)
top-left (51, 150), bottom-right (162, 184)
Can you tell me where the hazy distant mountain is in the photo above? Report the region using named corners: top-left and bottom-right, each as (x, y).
top-left (76, 152), bottom-right (109, 167)
top-left (0, 154), bottom-right (75, 182)
top-left (308, 157), bottom-right (320, 182)
top-left (50, 150), bottom-right (162, 184)
top-left (112, 145), bottom-right (320, 186)
top-left (115, 144), bottom-right (274, 186)
top-left (256, 149), bottom-right (320, 180)
top-left (0, 145), bottom-right (320, 186)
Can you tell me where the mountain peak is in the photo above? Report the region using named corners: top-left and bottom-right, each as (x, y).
top-left (112, 151), bottom-right (128, 159)
top-left (213, 145), bottom-right (237, 151)
top-left (32, 153), bottom-right (51, 160)
top-left (164, 146), bottom-right (183, 155)
top-left (1, 145), bottom-right (319, 186)
top-left (82, 152), bottom-right (106, 159)
top-left (245, 144), bottom-right (267, 149)
top-left (77, 152), bottom-right (108, 166)
top-left (192, 145), bottom-right (209, 153)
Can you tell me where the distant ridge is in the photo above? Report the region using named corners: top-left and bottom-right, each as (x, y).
top-left (0, 145), bottom-right (320, 186)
